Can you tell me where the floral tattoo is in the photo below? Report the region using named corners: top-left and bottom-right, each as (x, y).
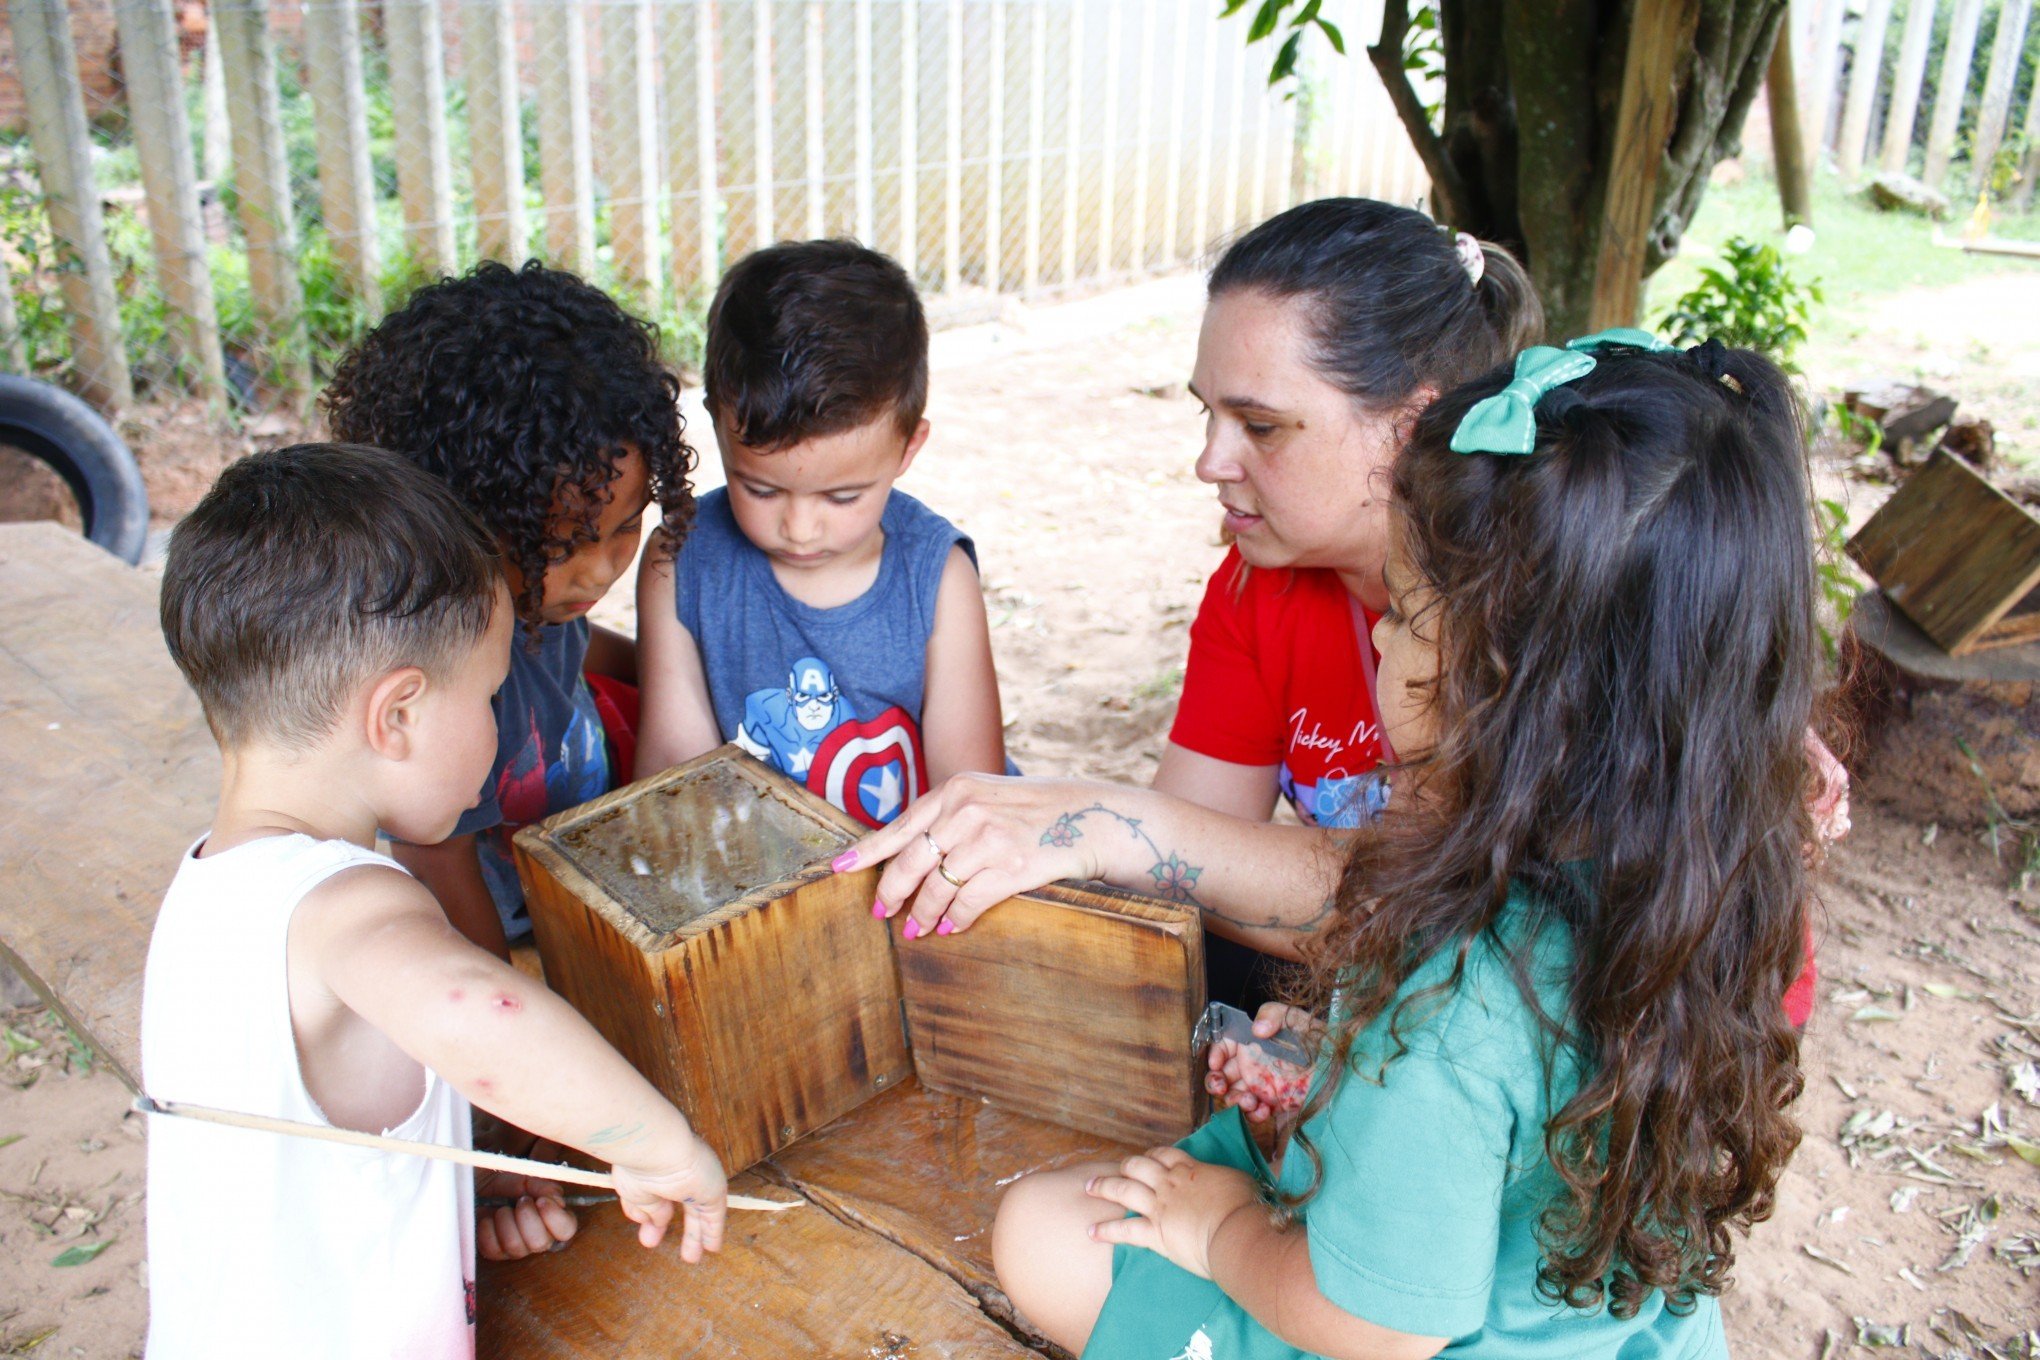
top-left (1037, 804), bottom-right (1327, 934)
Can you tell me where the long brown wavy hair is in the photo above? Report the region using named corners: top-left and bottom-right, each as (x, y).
top-left (1286, 341), bottom-right (1813, 1317)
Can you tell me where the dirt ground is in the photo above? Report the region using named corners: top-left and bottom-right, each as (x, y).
top-left (5, 269), bottom-right (2040, 1355)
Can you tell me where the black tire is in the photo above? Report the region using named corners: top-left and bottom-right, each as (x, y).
top-left (0, 375), bottom-right (148, 563)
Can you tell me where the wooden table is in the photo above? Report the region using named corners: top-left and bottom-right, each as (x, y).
top-left (0, 523), bottom-right (1117, 1357)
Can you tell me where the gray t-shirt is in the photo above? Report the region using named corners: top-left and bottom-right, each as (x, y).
top-left (450, 619), bottom-right (609, 938)
top-left (673, 488), bottom-right (971, 829)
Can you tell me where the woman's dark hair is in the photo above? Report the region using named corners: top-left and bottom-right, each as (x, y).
top-left (1208, 198), bottom-right (1543, 410)
top-left (705, 239), bottom-right (929, 451)
top-left (322, 260), bottom-right (695, 628)
top-left (1289, 342), bottom-right (1813, 1317)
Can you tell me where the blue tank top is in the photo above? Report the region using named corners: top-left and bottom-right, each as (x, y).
top-left (673, 488), bottom-right (973, 828)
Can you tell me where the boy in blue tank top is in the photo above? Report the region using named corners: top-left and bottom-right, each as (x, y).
top-left (638, 240), bottom-right (1007, 833)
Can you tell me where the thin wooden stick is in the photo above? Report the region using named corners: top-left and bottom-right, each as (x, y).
top-left (135, 1096), bottom-right (799, 1212)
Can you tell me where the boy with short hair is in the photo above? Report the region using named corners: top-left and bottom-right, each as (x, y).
top-left (145, 444), bottom-right (725, 1358)
top-left (636, 240), bottom-right (1006, 829)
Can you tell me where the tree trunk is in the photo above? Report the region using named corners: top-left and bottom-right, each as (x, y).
top-left (1369, 0), bottom-right (1788, 339)
top-left (1769, 19), bottom-right (1815, 228)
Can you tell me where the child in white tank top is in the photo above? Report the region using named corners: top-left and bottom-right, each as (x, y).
top-left (145, 446), bottom-right (728, 1358)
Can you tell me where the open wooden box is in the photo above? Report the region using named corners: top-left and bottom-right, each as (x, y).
top-left (513, 746), bottom-right (1205, 1173)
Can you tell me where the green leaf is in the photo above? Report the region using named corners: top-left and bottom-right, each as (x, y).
top-left (1248, 0), bottom-right (1286, 44)
top-left (1269, 31), bottom-right (1303, 84)
top-left (1316, 17), bottom-right (1346, 53)
top-left (1290, 0), bottom-right (1324, 27)
top-left (51, 1238), bottom-right (114, 1267)
top-left (0, 1132), bottom-right (22, 1150)
top-left (1220, 0), bottom-right (1252, 16)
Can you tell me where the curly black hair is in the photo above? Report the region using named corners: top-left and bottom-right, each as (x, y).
top-left (322, 260), bottom-right (695, 628)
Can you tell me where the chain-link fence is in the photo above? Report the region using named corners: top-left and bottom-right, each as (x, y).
top-left (0, 0), bottom-right (1424, 416)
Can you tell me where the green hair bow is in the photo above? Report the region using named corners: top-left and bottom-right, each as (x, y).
top-left (1450, 327), bottom-right (1678, 456)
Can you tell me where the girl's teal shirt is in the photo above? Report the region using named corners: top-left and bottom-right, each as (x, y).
top-left (1083, 884), bottom-right (1729, 1360)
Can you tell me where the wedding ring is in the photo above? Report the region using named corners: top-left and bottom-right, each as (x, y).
top-left (937, 862), bottom-right (968, 889)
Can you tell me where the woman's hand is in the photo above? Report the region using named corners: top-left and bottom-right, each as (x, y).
top-left (1084, 1147), bottom-right (1263, 1281)
top-left (833, 774), bottom-right (1119, 938)
top-left (1205, 1003), bottom-right (1321, 1125)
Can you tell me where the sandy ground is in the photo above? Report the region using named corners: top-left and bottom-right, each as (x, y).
top-left (5, 269), bottom-right (2040, 1355)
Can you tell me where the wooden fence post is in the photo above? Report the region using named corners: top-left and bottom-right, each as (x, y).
top-left (112, 0), bottom-right (226, 405)
top-left (661, 0), bottom-right (719, 289)
top-left (1097, 0), bottom-right (1120, 277)
top-left (1881, 0), bottom-right (1939, 175)
top-left (1130, 0), bottom-right (1156, 275)
top-left (986, 0), bottom-right (1008, 291)
top-left (201, 16), bottom-right (229, 186)
top-left (600, 0), bottom-right (663, 298)
top-left (8, 0), bottom-right (132, 409)
top-left (899, 0), bottom-right (920, 278)
top-left (465, 0), bottom-right (528, 266)
top-left (386, 0), bottom-right (458, 276)
top-left (1923, 0), bottom-right (1986, 188)
top-left (1968, 0), bottom-right (2032, 194)
top-left (1836, 0), bottom-right (1895, 181)
top-left (304, 0), bottom-right (384, 309)
top-left (214, 0), bottom-right (309, 391)
top-left (1769, 14), bottom-right (1815, 227)
top-left (1162, 0), bottom-right (1187, 264)
top-left (1222, 16), bottom-right (1245, 235)
top-left (1591, 0), bottom-right (1701, 330)
top-left (1024, 0), bottom-right (1045, 293)
top-left (1062, 0), bottom-right (1084, 284)
top-left (754, 0), bottom-right (776, 245)
top-left (944, 0), bottom-right (963, 291)
top-left (803, 2), bottom-right (826, 238)
top-left (1805, 0), bottom-right (1847, 152)
top-left (536, 0), bottom-right (598, 274)
top-left (855, 0), bottom-right (876, 243)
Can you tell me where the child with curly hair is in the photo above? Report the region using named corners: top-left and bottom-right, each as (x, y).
top-left (323, 262), bottom-right (695, 957)
top-left (991, 335), bottom-right (1816, 1360)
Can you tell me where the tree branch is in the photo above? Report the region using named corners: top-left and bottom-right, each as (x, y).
top-left (1367, 0), bottom-right (1472, 224)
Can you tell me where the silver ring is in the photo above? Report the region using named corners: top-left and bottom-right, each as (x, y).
top-left (922, 831), bottom-right (945, 860)
top-left (937, 862), bottom-right (968, 889)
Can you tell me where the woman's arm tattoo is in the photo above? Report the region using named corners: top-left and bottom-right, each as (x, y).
top-left (1040, 803), bottom-right (1332, 933)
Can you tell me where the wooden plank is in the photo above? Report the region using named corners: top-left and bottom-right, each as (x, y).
top-left (1846, 451), bottom-right (2040, 655)
top-left (213, 0), bottom-right (309, 390)
top-left (535, 0), bottom-right (597, 274)
top-left (480, 1168), bottom-right (1037, 1358)
top-left (111, 0), bottom-right (227, 404)
top-left (515, 748), bottom-right (912, 1175)
top-left (1836, 0), bottom-right (1895, 180)
top-left (765, 1078), bottom-right (1129, 1328)
top-left (465, 0), bottom-right (527, 266)
top-left (804, 0), bottom-right (827, 239)
top-left (662, 0), bottom-right (719, 289)
top-left (8, 0), bottom-right (132, 409)
top-left (1923, 0), bottom-right (1985, 188)
top-left (386, 0), bottom-right (458, 275)
top-left (1589, 0), bottom-right (1703, 331)
top-left (1881, 0), bottom-right (1939, 175)
top-left (1967, 0), bottom-right (2032, 194)
top-left (0, 524), bottom-right (219, 1088)
top-left (895, 881), bottom-right (1203, 1148)
top-left (899, 0), bottom-right (920, 279)
top-left (305, 0), bottom-right (386, 304)
top-left (599, 0), bottom-right (663, 297)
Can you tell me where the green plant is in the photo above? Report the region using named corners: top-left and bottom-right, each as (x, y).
top-left (1220, 0), bottom-right (1346, 88)
top-left (1813, 496), bottom-right (1859, 665)
top-left (1659, 235), bottom-right (1821, 368)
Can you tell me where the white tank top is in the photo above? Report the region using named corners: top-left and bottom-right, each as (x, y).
top-left (142, 834), bottom-right (475, 1359)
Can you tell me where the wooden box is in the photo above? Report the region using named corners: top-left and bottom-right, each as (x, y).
top-left (893, 882), bottom-right (1203, 1147)
top-left (515, 745), bottom-right (1205, 1171)
top-left (1848, 451), bottom-right (2040, 654)
top-left (514, 749), bottom-right (911, 1174)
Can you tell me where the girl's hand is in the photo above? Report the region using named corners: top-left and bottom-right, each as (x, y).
top-left (1806, 730), bottom-right (1850, 844)
top-left (1205, 1003), bottom-right (1320, 1124)
top-left (612, 1135), bottom-right (729, 1260)
top-left (833, 774), bottom-right (1113, 938)
top-left (1084, 1147), bottom-right (1262, 1280)
top-left (476, 1168), bottom-right (577, 1261)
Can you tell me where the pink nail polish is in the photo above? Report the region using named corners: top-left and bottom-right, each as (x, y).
top-left (873, 898), bottom-right (888, 919)
top-left (936, 919), bottom-right (954, 936)
top-left (831, 849), bottom-right (859, 872)
top-left (903, 919), bottom-right (920, 941)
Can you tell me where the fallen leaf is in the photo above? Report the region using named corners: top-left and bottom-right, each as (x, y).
top-left (1805, 1244), bottom-right (1856, 1275)
top-left (1852, 1006), bottom-right (1906, 1023)
top-left (2012, 1060), bottom-right (2040, 1105)
top-left (0, 1133), bottom-right (22, 1151)
top-left (1924, 983), bottom-right (1981, 1000)
top-left (2006, 1134), bottom-right (2040, 1168)
top-left (50, 1238), bottom-right (113, 1267)
top-left (1891, 1187), bottom-right (1923, 1212)
top-left (1854, 1318), bottom-right (1907, 1347)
